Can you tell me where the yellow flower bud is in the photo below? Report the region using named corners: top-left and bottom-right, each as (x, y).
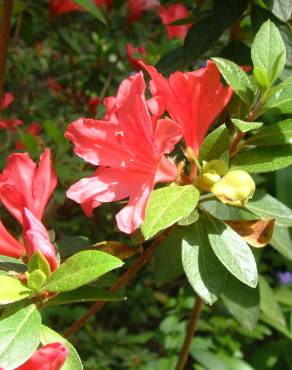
top-left (211, 170), bottom-right (256, 206)
top-left (202, 160), bottom-right (228, 176)
top-left (196, 159), bottom-right (228, 192)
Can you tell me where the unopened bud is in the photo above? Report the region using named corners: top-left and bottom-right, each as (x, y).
top-left (211, 170), bottom-right (255, 206)
top-left (196, 159), bottom-right (228, 192)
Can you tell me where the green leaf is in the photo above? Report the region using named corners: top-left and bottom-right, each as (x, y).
top-left (260, 313), bottom-right (292, 339)
top-left (246, 119), bottom-right (292, 146)
top-left (183, 14), bottom-right (223, 64)
top-left (0, 275), bottom-right (32, 304)
top-left (264, 82), bottom-right (292, 114)
top-left (142, 184), bottom-right (200, 240)
top-left (231, 119), bottom-right (263, 132)
top-left (73, 0), bottom-right (106, 24)
top-left (0, 304), bottom-right (41, 369)
top-left (41, 325), bottom-right (83, 370)
top-left (276, 166), bottom-right (292, 210)
top-left (270, 226), bottom-right (292, 260)
top-left (245, 190), bottom-right (292, 227)
top-left (206, 215), bottom-right (258, 288)
top-left (154, 228), bottom-right (184, 287)
top-left (275, 288), bottom-right (292, 306)
top-left (199, 125), bottom-right (230, 161)
top-left (231, 146), bottom-right (292, 173)
top-left (27, 270), bottom-right (47, 292)
top-left (264, 0), bottom-right (292, 22)
top-left (251, 20), bottom-right (286, 88)
top-left (221, 274), bottom-right (260, 330)
top-left (44, 286), bottom-right (124, 307)
top-left (43, 250), bottom-right (123, 293)
top-left (182, 219), bottom-right (227, 305)
top-left (259, 276), bottom-right (286, 327)
top-left (202, 199), bottom-right (257, 221)
top-left (213, 58), bottom-right (255, 105)
top-left (0, 255), bottom-right (26, 273)
top-left (178, 209), bottom-right (199, 226)
top-left (28, 252), bottom-right (51, 277)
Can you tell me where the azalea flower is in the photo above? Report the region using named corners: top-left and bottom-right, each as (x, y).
top-left (0, 208), bottom-right (58, 271)
top-left (127, 0), bottom-right (159, 23)
top-left (14, 343), bottom-right (68, 370)
top-left (140, 60), bottom-right (233, 155)
top-left (0, 92), bottom-right (23, 131)
top-left (66, 72), bottom-right (182, 233)
top-left (50, 0), bottom-right (112, 17)
top-left (0, 149), bottom-right (57, 225)
top-left (127, 43), bottom-right (147, 70)
top-left (23, 208), bottom-right (59, 271)
top-left (158, 3), bottom-right (191, 39)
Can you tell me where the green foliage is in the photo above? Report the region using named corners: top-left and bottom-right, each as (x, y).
top-left (199, 125), bottom-right (230, 161)
top-left (246, 119), bottom-right (292, 145)
top-left (0, 304), bottom-right (41, 369)
top-left (142, 184), bottom-right (200, 240)
top-left (251, 20), bottom-right (286, 88)
top-left (0, 275), bottom-right (32, 304)
top-left (231, 119), bottom-right (263, 132)
top-left (44, 250), bottom-right (123, 293)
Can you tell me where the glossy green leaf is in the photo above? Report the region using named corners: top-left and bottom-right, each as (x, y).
top-left (251, 20), bottom-right (286, 87)
top-left (207, 215), bottom-right (258, 288)
top-left (199, 125), bottom-right (230, 161)
top-left (270, 226), bottom-right (292, 260)
top-left (0, 304), bottom-right (41, 369)
top-left (184, 14), bottom-right (222, 64)
top-left (73, 0), bottom-right (106, 24)
top-left (231, 146), bottom-right (292, 173)
top-left (264, 82), bottom-right (292, 114)
top-left (0, 255), bottom-right (26, 273)
top-left (182, 219), bottom-right (227, 305)
top-left (44, 286), bottom-right (124, 306)
top-left (27, 270), bottom-right (47, 292)
top-left (222, 274), bottom-right (260, 330)
top-left (44, 250), bottom-right (123, 293)
top-left (178, 209), bottom-right (199, 226)
top-left (246, 119), bottom-right (292, 145)
top-left (245, 190), bottom-right (292, 227)
top-left (231, 119), bottom-right (263, 132)
top-left (0, 275), bottom-right (32, 304)
top-left (142, 184), bottom-right (200, 240)
top-left (41, 325), bottom-right (83, 370)
top-left (259, 276), bottom-right (286, 327)
top-left (154, 228), bottom-right (184, 287)
top-left (213, 58), bottom-right (255, 105)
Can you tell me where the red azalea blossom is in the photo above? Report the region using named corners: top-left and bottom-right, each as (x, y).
top-left (140, 60), bottom-right (233, 155)
top-left (127, 43), bottom-right (147, 70)
top-left (22, 208), bottom-right (59, 271)
top-left (15, 343), bottom-right (68, 370)
top-left (50, 0), bottom-right (111, 17)
top-left (0, 221), bottom-right (25, 259)
top-left (158, 3), bottom-right (191, 39)
top-left (66, 72), bottom-right (182, 233)
top-left (0, 149), bottom-right (57, 225)
top-left (0, 92), bottom-right (23, 131)
top-left (127, 0), bottom-right (159, 23)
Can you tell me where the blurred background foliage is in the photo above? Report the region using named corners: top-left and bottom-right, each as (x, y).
top-left (1, 0), bottom-right (292, 369)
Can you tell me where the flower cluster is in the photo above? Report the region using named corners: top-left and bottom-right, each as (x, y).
top-left (65, 61), bottom-right (233, 233)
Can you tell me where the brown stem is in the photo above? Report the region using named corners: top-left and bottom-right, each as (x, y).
top-left (63, 231), bottom-right (170, 338)
top-left (0, 0), bottom-right (13, 102)
top-left (174, 297), bottom-right (203, 370)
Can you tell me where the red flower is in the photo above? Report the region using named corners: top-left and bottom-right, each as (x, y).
top-left (158, 3), bottom-right (191, 39)
top-left (16, 343), bottom-right (68, 370)
top-left (50, 0), bottom-right (111, 17)
top-left (0, 149), bottom-right (57, 225)
top-left (66, 72), bottom-right (181, 233)
top-left (23, 208), bottom-right (59, 271)
top-left (127, 43), bottom-right (147, 70)
top-left (140, 60), bottom-right (233, 155)
top-left (0, 221), bottom-right (25, 259)
top-left (47, 78), bottom-right (64, 93)
top-left (0, 92), bottom-right (23, 131)
top-left (127, 0), bottom-right (159, 23)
